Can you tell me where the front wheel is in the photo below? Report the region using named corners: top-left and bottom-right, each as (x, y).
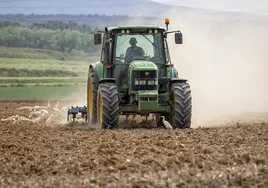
top-left (97, 83), bottom-right (119, 129)
top-left (170, 82), bottom-right (192, 129)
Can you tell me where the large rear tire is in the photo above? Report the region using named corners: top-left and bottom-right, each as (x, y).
top-left (171, 82), bottom-right (192, 129)
top-left (87, 67), bottom-right (98, 124)
top-left (97, 83), bottom-right (119, 129)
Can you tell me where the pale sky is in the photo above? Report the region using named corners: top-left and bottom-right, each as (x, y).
top-left (153, 0), bottom-right (268, 14)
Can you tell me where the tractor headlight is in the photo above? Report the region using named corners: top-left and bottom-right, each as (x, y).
top-left (135, 79), bottom-right (139, 85)
top-left (148, 80), bottom-right (158, 85)
top-left (139, 80), bottom-right (146, 85)
top-left (148, 80), bottom-right (155, 85)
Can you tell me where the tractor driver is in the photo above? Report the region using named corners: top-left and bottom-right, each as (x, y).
top-left (125, 37), bottom-right (145, 62)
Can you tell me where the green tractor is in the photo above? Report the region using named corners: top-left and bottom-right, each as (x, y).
top-left (87, 18), bottom-right (192, 129)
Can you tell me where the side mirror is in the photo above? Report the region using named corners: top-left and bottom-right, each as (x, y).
top-left (94, 33), bottom-right (102, 44)
top-left (175, 32), bottom-right (183, 44)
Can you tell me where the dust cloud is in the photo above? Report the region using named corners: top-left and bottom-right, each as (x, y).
top-left (69, 11), bottom-right (268, 127)
top-left (166, 11), bottom-right (268, 126)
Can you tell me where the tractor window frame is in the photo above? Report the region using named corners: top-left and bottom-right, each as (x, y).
top-left (113, 32), bottom-right (167, 65)
top-left (164, 38), bottom-right (171, 64)
top-left (100, 34), bottom-right (106, 64)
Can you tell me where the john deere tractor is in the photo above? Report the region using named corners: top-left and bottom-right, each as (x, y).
top-left (87, 18), bottom-right (192, 129)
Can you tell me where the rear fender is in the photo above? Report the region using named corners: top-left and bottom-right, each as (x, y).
top-left (89, 62), bottom-right (103, 84)
top-left (99, 78), bottom-right (116, 84)
top-left (167, 65), bottom-right (179, 78)
top-left (170, 78), bottom-right (187, 84)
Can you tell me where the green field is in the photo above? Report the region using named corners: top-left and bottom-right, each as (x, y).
top-left (0, 47), bottom-right (96, 100)
top-left (0, 58), bottom-right (88, 74)
top-left (0, 77), bottom-right (86, 84)
top-left (0, 77), bottom-right (86, 81)
top-left (0, 47), bottom-right (98, 61)
top-left (0, 86), bottom-right (85, 100)
top-left (0, 47), bottom-right (69, 60)
top-left (0, 56), bottom-right (90, 77)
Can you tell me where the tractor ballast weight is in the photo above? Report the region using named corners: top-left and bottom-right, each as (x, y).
top-left (87, 19), bottom-right (192, 129)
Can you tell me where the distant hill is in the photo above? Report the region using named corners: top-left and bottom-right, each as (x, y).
top-left (1, 0), bottom-right (267, 21)
top-left (0, 0), bottom-right (190, 16)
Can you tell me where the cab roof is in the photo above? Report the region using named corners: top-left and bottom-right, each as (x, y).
top-left (107, 25), bottom-right (166, 32)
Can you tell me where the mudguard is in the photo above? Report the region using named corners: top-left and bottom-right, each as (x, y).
top-left (173, 65), bottom-right (179, 78)
top-left (89, 62), bottom-right (103, 84)
top-left (170, 78), bottom-right (188, 84)
top-left (99, 78), bottom-right (116, 84)
top-left (167, 65), bottom-right (179, 78)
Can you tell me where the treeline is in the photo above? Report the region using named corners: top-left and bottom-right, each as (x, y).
top-left (0, 14), bottom-right (130, 21)
top-left (0, 68), bottom-right (78, 77)
top-left (0, 21), bottom-right (20, 27)
top-left (0, 23), bottom-right (98, 53)
top-left (30, 21), bottom-right (93, 33)
top-left (0, 20), bottom-right (93, 33)
top-left (0, 14), bottom-right (156, 28)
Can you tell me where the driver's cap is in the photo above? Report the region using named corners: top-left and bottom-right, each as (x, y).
top-left (129, 37), bottom-right (137, 42)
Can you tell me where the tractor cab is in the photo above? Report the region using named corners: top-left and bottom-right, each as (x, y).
top-left (88, 19), bottom-right (192, 129)
top-left (94, 24), bottom-right (181, 91)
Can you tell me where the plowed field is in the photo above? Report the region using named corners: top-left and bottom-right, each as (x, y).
top-left (0, 101), bottom-right (268, 187)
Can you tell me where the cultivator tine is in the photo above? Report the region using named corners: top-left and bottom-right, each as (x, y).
top-left (45, 115), bottom-right (53, 124)
top-left (61, 106), bottom-right (68, 110)
top-left (53, 108), bottom-right (61, 112)
top-left (55, 101), bottom-right (59, 108)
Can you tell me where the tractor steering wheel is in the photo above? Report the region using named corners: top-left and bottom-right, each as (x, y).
top-left (131, 56), bottom-right (147, 61)
top-left (115, 57), bottom-right (123, 63)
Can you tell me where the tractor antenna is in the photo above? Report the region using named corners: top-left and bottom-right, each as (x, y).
top-left (165, 18), bottom-right (170, 31)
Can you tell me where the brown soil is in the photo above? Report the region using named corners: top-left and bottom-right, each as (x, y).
top-left (0, 101), bottom-right (268, 188)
